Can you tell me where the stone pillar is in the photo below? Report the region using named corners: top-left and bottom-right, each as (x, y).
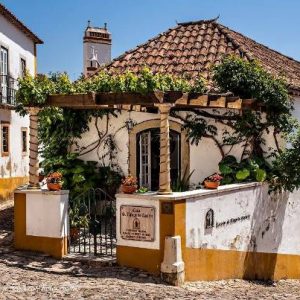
top-left (157, 104), bottom-right (172, 194)
top-left (161, 236), bottom-right (185, 286)
top-left (28, 107), bottom-right (40, 189)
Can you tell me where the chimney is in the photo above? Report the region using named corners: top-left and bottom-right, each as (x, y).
top-left (83, 21), bottom-right (112, 77)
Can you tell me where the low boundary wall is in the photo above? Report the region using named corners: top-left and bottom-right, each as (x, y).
top-left (14, 189), bottom-right (69, 259)
top-left (116, 183), bottom-right (300, 281)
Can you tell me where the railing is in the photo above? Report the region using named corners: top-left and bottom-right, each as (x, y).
top-left (0, 75), bottom-right (17, 106)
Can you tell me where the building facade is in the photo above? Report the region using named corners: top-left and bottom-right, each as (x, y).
top-left (0, 4), bottom-right (43, 200)
top-left (77, 19), bottom-right (300, 189)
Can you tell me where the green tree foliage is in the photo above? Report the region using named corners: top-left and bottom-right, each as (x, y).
top-left (272, 130), bottom-right (300, 192)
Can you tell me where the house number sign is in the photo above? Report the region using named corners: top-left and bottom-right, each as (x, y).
top-left (120, 205), bottom-right (155, 242)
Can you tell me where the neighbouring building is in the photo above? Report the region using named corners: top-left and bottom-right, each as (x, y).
top-left (0, 3), bottom-right (43, 200)
top-left (83, 21), bottom-right (111, 77)
top-left (78, 19), bottom-right (300, 189)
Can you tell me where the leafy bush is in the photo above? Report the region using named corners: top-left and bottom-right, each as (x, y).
top-left (42, 153), bottom-right (122, 199)
top-left (219, 155), bottom-right (269, 184)
top-left (271, 129), bottom-right (300, 192)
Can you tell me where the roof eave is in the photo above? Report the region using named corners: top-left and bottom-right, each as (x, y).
top-left (0, 4), bottom-right (43, 45)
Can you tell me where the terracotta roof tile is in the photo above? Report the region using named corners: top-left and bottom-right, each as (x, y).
top-left (96, 19), bottom-right (300, 91)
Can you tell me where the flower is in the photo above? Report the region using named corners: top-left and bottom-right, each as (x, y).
top-left (46, 172), bottom-right (63, 184)
top-left (206, 173), bottom-right (223, 182)
top-left (122, 175), bottom-right (137, 186)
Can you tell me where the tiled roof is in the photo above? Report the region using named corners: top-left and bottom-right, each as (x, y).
top-left (0, 3), bottom-right (43, 44)
top-left (97, 19), bottom-right (300, 92)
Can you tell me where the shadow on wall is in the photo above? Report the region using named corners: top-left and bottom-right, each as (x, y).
top-left (243, 186), bottom-right (289, 280)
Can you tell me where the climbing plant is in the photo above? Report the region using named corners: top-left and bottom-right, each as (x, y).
top-left (17, 68), bottom-right (206, 107)
top-left (177, 56), bottom-right (299, 191)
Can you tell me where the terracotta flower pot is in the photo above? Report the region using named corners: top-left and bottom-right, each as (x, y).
top-left (122, 185), bottom-right (138, 194)
top-left (47, 182), bottom-right (62, 191)
top-left (204, 181), bottom-right (220, 189)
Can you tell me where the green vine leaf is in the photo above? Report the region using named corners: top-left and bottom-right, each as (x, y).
top-left (236, 169), bottom-right (250, 181)
top-left (255, 169), bottom-right (267, 182)
top-left (219, 163), bottom-right (233, 175)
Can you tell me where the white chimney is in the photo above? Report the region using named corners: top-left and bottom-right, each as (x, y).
top-left (83, 21), bottom-right (112, 77)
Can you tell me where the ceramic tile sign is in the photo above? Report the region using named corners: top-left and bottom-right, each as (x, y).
top-left (120, 205), bottom-right (155, 242)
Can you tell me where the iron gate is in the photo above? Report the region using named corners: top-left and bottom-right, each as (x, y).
top-left (68, 188), bottom-right (116, 257)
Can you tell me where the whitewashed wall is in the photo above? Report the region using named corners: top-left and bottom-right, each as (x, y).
top-left (76, 110), bottom-right (247, 185)
top-left (0, 110), bottom-right (28, 178)
top-left (186, 184), bottom-right (300, 255)
top-left (0, 15), bottom-right (35, 78)
top-left (77, 107), bottom-right (283, 186)
top-left (0, 14), bottom-right (35, 179)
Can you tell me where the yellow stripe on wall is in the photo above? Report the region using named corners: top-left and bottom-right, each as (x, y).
top-left (0, 177), bottom-right (28, 200)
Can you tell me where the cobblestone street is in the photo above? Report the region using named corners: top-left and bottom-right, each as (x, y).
top-left (0, 245), bottom-right (299, 299)
top-left (0, 202), bottom-right (300, 299)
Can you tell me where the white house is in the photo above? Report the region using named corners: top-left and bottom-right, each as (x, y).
top-left (78, 19), bottom-right (300, 190)
top-left (0, 3), bottom-right (43, 200)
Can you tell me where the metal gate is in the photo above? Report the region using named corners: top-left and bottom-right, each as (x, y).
top-left (68, 188), bottom-right (116, 257)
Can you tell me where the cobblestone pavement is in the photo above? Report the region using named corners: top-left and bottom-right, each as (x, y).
top-left (0, 245), bottom-right (299, 299)
top-left (0, 201), bottom-right (300, 299)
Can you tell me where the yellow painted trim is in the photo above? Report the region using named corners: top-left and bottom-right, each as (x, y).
top-left (14, 193), bottom-right (67, 259)
top-left (0, 176), bottom-right (28, 200)
top-left (129, 119), bottom-right (189, 178)
top-left (117, 246), bottom-right (161, 274)
top-left (183, 248), bottom-right (300, 281)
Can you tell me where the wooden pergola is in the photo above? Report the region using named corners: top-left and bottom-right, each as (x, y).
top-left (28, 91), bottom-right (256, 194)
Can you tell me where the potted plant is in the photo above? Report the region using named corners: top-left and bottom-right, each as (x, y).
top-left (137, 186), bottom-right (148, 194)
top-left (69, 206), bottom-right (89, 242)
top-left (46, 171), bottom-right (63, 191)
top-left (121, 175), bottom-right (138, 194)
top-left (204, 173), bottom-right (223, 189)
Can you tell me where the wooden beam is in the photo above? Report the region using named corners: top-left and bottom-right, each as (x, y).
top-left (96, 92), bottom-right (164, 105)
top-left (44, 92), bottom-right (256, 111)
top-left (47, 93), bottom-right (96, 107)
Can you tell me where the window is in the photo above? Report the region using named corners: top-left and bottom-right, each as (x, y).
top-left (139, 131), bottom-right (151, 189)
top-left (137, 128), bottom-right (180, 191)
top-left (20, 58), bottom-right (26, 77)
top-left (21, 128), bottom-right (28, 153)
top-left (0, 47), bottom-right (8, 76)
top-left (1, 123), bottom-right (9, 155)
top-left (0, 47), bottom-right (8, 102)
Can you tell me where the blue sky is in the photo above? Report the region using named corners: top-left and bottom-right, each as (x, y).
top-left (2, 0), bottom-right (300, 79)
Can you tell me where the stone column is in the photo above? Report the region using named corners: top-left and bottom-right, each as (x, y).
top-left (161, 236), bottom-right (185, 286)
top-left (28, 107), bottom-right (40, 189)
top-left (157, 104), bottom-right (172, 194)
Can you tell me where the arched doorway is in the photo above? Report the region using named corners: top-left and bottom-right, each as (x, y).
top-left (128, 119), bottom-right (189, 191)
top-left (137, 128), bottom-right (180, 191)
